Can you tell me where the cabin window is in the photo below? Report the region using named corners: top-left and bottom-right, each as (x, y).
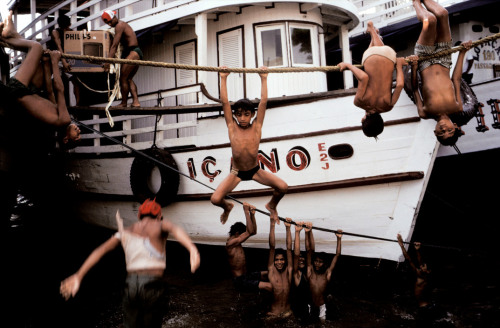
top-left (290, 26), bottom-right (313, 65)
top-left (255, 23), bottom-right (317, 68)
top-left (256, 25), bottom-right (288, 67)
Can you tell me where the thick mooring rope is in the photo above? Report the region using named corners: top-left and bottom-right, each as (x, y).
top-left (57, 31), bottom-right (500, 73)
top-left (2, 32), bottom-right (499, 74)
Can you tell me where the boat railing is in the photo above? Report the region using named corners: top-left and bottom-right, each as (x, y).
top-left (75, 113), bottom-right (198, 154)
top-left (73, 82), bottom-right (214, 154)
top-left (349, 0), bottom-right (467, 37)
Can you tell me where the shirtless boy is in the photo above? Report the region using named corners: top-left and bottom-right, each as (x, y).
top-left (0, 11), bottom-right (81, 147)
top-left (292, 221), bottom-right (311, 321)
top-left (338, 21), bottom-right (406, 139)
top-left (101, 10), bottom-right (142, 108)
top-left (267, 216), bottom-right (293, 318)
top-left (226, 202), bottom-right (272, 292)
top-left (60, 198), bottom-right (200, 327)
top-left (408, 0), bottom-right (473, 145)
top-left (397, 234), bottom-right (438, 324)
top-left (305, 223), bottom-right (342, 322)
top-left (211, 66), bottom-right (288, 224)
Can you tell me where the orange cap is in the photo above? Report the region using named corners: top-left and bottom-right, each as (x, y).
top-left (101, 10), bottom-right (116, 22)
top-left (138, 198), bottom-right (162, 219)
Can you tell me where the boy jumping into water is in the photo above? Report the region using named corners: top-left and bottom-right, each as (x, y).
top-left (338, 21), bottom-right (406, 139)
top-left (60, 198), bottom-right (200, 328)
top-left (408, 0), bottom-right (473, 145)
top-left (211, 66), bottom-right (288, 224)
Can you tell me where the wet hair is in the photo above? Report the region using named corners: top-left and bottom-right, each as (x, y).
top-left (57, 15), bottom-right (71, 28)
top-left (274, 248), bottom-right (287, 266)
top-left (436, 127), bottom-right (461, 146)
top-left (232, 98), bottom-right (256, 113)
top-left (362, 113), bottom-right (384, 139)
top-left (229, 222), bottom-right (246, 236)
top-left (313, 252), bottom-right (328, 273)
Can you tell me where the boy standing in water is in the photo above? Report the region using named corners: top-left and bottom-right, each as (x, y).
top-left (407, 0), bottom-right (472, 146)
top-left (211, 66), bottom-right (288, 224)
top-left (226, 202), bottom-right (272, 292)
top-left (305, 223), bottom-right (342, 322)
top-left (291, 221), bottom-right (311, 322)
top-left (267, 216), bottom-right (293, 318)
top-left (397, 234), bottom-right (439, 325)
top-left (338, 21), bottom-right (406, 139)
top-left (60, 198), bottom-right (200, 328)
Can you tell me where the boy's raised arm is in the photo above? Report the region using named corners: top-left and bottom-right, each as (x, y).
top-left (408, 55), bottom-right (426, 118)
top-left (268, 217), bottom-right (276, 270)
top-left (326, 229), bottom-right (342, 280)
top-left (285, 218), bottom-right (293, 271)
top-left (293, 221), bottom-right (303, 285)
top-left (391, 58), bottom-right (407, 106)
top-left (219, 66), bottom-right (233, 126)
top-left (254, 66), bottom-right (268, 127)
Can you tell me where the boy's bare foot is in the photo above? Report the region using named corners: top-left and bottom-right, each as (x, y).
top-left (113, 103), bottom-right (128, 108)
top-left (130, 102), bottom-right (141, 108)
top-left (265, 203), bottom-right (279, 225)
top-left (220, 202), bottom-right (234, 224)
top-left (2, 11), bottom-right (21, 39)
top-left (366, 21), bottom-right (375, 34)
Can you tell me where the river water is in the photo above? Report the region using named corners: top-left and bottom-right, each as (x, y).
top-left (5, 149), bottom-right (500, 328)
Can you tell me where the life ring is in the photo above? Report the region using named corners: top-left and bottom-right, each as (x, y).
top-left (130, 147), bottom-right (179, 206)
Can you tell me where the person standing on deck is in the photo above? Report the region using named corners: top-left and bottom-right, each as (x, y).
top-left (47, 14), bottom-right (81, 106)
top-left (101, 10), bottom-right (143, 108)
top-left (338, 21), bottom-right (407, 139)
top-left (60, 198), bottom-right (200, 328)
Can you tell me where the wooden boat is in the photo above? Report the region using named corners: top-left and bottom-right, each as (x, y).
top-left (5, 0), bottom-right (500, 262)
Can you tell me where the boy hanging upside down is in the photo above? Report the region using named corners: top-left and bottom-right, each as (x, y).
top-left (210, 66), bottom-right (288, 224)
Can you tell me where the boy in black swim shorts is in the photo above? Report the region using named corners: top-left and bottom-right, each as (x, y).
top-left (210, 66), bottom-right (288, 225)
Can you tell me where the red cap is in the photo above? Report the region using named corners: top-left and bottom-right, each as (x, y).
top-left (101, 10), bottom-right (116, 22)
top-left (138, 198), bottom-right (162, 219)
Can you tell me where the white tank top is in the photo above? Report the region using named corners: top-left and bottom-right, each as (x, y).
top-left (114, 214), bottom-right (166, 272)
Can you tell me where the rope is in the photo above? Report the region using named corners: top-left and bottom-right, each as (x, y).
top-left (414, 32), bottom-right (500, 63)
top-left (73, 119), bottom-right (459, 251)
top-left (75, 76), bottom-right (109, 93)
top-left (1, 32), bottom-right (499, 74)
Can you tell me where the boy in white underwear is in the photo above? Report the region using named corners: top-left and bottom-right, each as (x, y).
top-left (338, 21), bottom-right (407, 139)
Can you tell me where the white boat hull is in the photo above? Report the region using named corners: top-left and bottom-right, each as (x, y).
top-left (65, 91), bottom-right (440, 262)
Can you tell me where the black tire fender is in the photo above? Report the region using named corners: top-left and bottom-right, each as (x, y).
top-left (130, 148), bottom-right (179, 206)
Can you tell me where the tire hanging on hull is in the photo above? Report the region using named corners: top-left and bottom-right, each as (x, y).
top-left (130, 147), bottom-right (179, 206)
